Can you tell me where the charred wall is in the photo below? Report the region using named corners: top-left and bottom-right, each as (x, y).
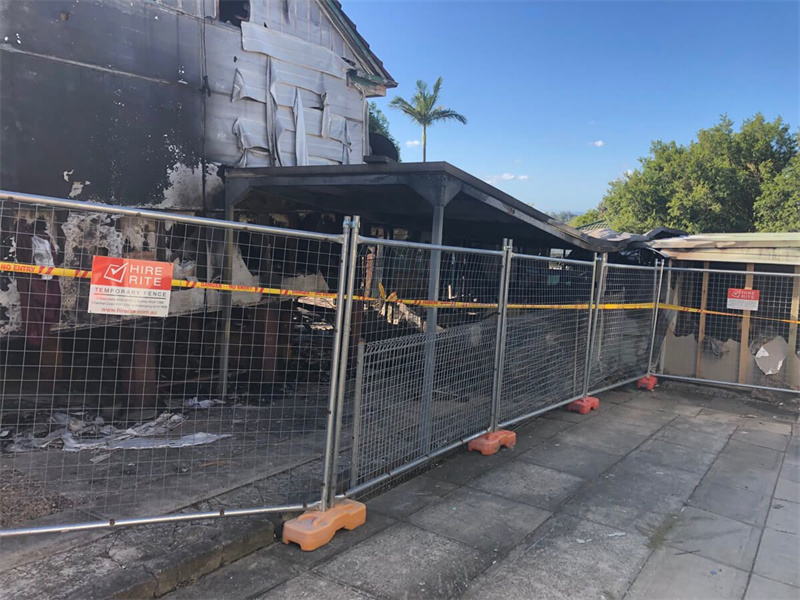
top-left (0, 0), bottom-right (210, 210)
top-left (1, 0), bottom-right (379, 210)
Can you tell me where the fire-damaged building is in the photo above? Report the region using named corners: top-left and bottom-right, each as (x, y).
top-left (0, 0), bottom-right (648, 421)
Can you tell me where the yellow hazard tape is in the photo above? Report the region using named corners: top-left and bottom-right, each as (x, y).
top-left (2, 261), bottom-right (796, 322)
top-left (658, 303), bottom-right (800, 326)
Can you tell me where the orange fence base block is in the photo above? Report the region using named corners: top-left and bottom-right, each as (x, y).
top-left (567, 397), bottom-right (599, 415)
top-left (467, 430), bottom-right (517, 456)
top-left (637, 376), bottom-right (658, 391)
top-left (282, 499), bottom-right (366, 552)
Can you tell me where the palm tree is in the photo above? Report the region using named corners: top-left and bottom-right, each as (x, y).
top-left (389, 77), bottom-right (467, 162)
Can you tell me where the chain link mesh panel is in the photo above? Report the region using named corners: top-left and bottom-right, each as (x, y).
top-left (0, 197), bottom-right (345, 533)
top-left (497, 255), bottom-right (595, 425)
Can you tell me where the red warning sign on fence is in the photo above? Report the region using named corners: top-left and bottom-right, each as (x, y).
top-left (727, 288), bottom-right (760, 311)
top-left (88, 256), bottom-right (173, 317)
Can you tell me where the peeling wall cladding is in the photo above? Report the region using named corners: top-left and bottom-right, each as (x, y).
top-left (1, 0), bottom-right (374, 210)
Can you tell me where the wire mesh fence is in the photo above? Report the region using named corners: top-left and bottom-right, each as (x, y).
top-left (338, 236), bottom-right (504, 498)
top-left (0, 194), bottom-right (348, 533)
top-left (6, 191), bottom-right (797, 538)
top-left (586, 262), bottom-right (660, 394)
top-left (497, 254), bottom-right (596, 426)
top-left (656, 264), bottom-right (800, 393)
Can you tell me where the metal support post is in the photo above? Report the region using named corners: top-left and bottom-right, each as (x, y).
top-left (349, 340), bottom-right (366, 491)
top-left (320, 217), bottom-right (353, 512)
top-left (581, 252), bottom-right (604, 398)
top-left (489, 239), bottom-right (513, 432)
top-left (646, 259), bottom-right (665, 377)
top-left (217, 207), bottom-right (235, 400)
top-left (420, 204), bottom-right (445, 453)
top-left (328, 216), bottom-right (360, 506)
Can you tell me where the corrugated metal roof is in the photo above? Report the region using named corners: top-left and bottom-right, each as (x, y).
top-left (650, 233), bottom-right (800, 265)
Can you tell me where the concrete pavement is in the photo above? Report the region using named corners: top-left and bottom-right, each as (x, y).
top-left (163, 384), bottom-right (800, 600)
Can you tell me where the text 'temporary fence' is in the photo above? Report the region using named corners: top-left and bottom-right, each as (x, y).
top-left (1, 191), bottom-right (797, 537)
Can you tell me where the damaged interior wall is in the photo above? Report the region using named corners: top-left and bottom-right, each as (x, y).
top-left (0, 0), bottom-right (387, 210)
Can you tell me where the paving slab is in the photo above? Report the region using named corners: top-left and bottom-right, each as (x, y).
top-left (719, 439), bottom-right (784, 471)
top-left (745, 574), bottom-right (800, 600)
top-left (766, 499), bottom-right (799, 535)
top-left (627, 546), bottom-right (749, 600)
top-left (463, 514), bottom-right (650, 600)
top-left (753, 528), bottom-right (800, 587)
top-left (631, 438), bottom-right (718, 475)
top-left (779, 456), bottom-right (799, 484)
top-left (597, 388), bottom-right (637, 404)
top-left (366, 475), bottom-right (458, 519)
top-left (255, 573), bottom-right (373, 600)
top-left (407, 487), bottom-right (550, 552)
top-left (688, 479), bottom-right (772, 527)
top-left (552, 427), bottom-right (648, 457)
top-left (424, 450), bottom-right (512, 486)
top-left (315, 523), bottom-right (490, 599)
top-left (601, 403), bottom-right (678, 428)
top-left (269, 511), bottom-right (397, 570)
top-left (509, 417), bottom-right (574, 452)
top-left (568, 412), bottom-right (666, 438)
top-left (469, 460), bottom-right (586, 511)
top-left (774, 476), bottom-right (800, 502)
top-left (704, 447), bottom-right (782, 494)
top-left (627, 394), bottom-right (704, 417)
top-left (663, 506), bottom-right (761, 571)
top-left (563, 457), bottom-right (702, 534)
top-left (656, 416), bottom-right (736, 453)
top-left (515, 440), bottom-right (621, 479)
top-left (732, 428), bottom-right (790, 451)
top-left (163, 548), bottom-right (299, 599)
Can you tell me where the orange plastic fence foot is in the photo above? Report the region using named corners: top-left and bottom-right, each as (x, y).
top-left (637, 375), bottom-right (658, 391)
top-left (467, 430), bottom-right (517, 456)
top-left (567, 397), bottom-right (599, 415)
top-left (282, 499), bottom-right (366, 552)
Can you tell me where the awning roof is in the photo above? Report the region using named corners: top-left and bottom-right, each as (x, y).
top-left (225, 162), bottom-right (628, 253)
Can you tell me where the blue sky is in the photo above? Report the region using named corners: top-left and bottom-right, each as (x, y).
top-left (344, 0), bottom-right (800, 214)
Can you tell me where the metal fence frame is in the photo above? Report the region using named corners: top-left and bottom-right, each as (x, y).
top-left (652, 264), bottom-right (800, 396)
top-left (3, 190), bottom-right (798, 539)
top-left (0, 191), bottom-right (351, 536)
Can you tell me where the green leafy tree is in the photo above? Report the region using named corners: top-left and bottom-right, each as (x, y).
top-left (546, 210), bottom-right (580, 223)
top-left (755, 154), bottom-right (800, 231)
top-left (368, 102), bottom-right (401, 160)
top-left (389, 77), bottom-right (467, 161)
top-left (569, 207), bottom-right (606, 229)
top-left (593, 114), bottom-right (798, 233)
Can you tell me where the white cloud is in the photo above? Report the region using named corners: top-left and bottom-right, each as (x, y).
top-left (590, 140), bottom-right (605, 147)
top-left (484, 173), bottom-right (530, 185)
top-left (405, 140), bottom-right (421, 147)
top-left (624, 169), bottom-right (634, 176)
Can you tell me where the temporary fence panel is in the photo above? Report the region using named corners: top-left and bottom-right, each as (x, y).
top-left (655, 265), bottom-right (800, 394)
top-left (339, 236), bottom-right (504, 497)
top-left (496, 253), bottom-right (597, 427)
top-left (0, 193), bottom-right (349, 535)
top-left (586, 262), bottom-right (661, 394)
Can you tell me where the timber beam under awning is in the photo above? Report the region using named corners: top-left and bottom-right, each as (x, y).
top-left (224, 162), bottom-right (627, 252)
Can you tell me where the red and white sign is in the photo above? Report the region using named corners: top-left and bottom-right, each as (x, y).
top-left (727, 288), bottom-right (760, 311)
top-left (88, 256), bottom-right (173, 317)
